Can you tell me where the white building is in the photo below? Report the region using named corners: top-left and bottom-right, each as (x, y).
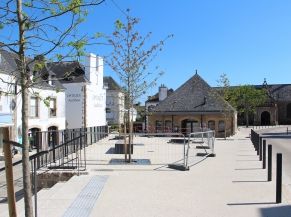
top-left (0, 49), bottom-right (66, 151)
top-left (51, 53), bottom-right (107, 129)
top-left (0, 73), bottom-right (14, 155)
top-left (104, 76), bottom-right (125, 126)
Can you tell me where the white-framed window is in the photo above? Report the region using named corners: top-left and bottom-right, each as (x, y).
top-left (49, 98), bottom-right (57, 117)
top-left (30, 96), bottom-right (39, 118)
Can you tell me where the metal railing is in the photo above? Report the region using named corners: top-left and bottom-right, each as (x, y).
top-left (185, 130), bottom-right (216, 168)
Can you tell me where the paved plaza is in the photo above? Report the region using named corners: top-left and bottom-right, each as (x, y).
top-left (1, 127), bottom-right (291, 217)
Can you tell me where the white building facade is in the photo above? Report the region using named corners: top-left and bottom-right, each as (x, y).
top-left (0, 49), bottom-right (66, 151)
top-left (53, 53), bottom-right (107, 129)
top-left (104, 76), bottom-right (125, 126)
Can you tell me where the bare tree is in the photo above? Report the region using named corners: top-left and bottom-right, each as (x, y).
top-left (0, 0), bottom-right (104, 216)
top-left (104, 10), bottom-right (173, 162)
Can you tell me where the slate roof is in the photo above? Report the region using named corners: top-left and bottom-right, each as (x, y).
top-left (146, 88), bottom-right (174, 103)
top-left (0, 49), bottom-right (65, 91)
top-left (152, 73), bottom-right (236, 114)
top-left (47, 61), bottom-right (89, 84)
top-left (103, 76), bottom-right (122, 91)
top-left (255, 84), bottom-right (291, 101)
top-left (0, 49), bottom-right (21, 76)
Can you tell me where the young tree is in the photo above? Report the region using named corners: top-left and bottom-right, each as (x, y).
top-left (216, 73), bottom-right (234, 138)
top-left (230, 85), bottom-right (267, 127)
top-left (0, 1), bottom-right (104, 216)
top-left (104, 11), bottom-right (172, 162)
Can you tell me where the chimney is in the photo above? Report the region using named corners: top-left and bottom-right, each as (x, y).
top-left (84, 54), bottom-right (105, 88)
top-left (159, 84), bottom-right (168, 101)
top-left (85, 53), bottom-right (97, 84)
top-left (96, 56), bottom-right (103, 88)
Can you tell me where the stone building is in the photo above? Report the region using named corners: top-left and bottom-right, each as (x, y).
top-left (239, 80), bottom-right (291, 125)
top-left (146, 72), bottom-right (237, 137)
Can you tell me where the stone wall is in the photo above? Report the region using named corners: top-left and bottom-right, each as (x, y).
top-left (147, 113), bottom-right (235, 137)
top-left (36, 172), bottom-right (76, 189)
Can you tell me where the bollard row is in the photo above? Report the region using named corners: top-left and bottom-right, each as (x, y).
top-left (250, 130), bottom-right (283, 204)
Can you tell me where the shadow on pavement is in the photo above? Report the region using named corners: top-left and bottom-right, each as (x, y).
top-left (235, 168), bottom-right (262, 170)
top-left (260, 205), bottom-right (291, 217)
top-left (228, 202), bottom-right (276, 206)
top-left (232, 180), bottom-right (268, 183)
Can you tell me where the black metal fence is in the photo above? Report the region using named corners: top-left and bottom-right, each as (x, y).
top-left (27, 126), bottom-right (109, 170)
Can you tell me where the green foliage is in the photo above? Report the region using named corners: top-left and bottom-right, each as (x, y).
top-left (68, 0), bottom-right (84, 13)
top-left (229, 85), bottom-right (267, 114)
top-left (56, 54), bottom-right (63, 61)
top-left (43, 96), bottom-right (51, 107)
top-left (94, 32), bottom-right (104, 38)
top-left (217, 73), bottom-right (231, 102)
top-left (68, 39), bottom-right (87, 57)
top-left (114, 19), bottom-right (124, 30)
top-left (33, 61), bottom-right (45, 72)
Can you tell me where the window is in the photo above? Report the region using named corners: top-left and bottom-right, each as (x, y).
top-left (287, 103), bottom-right (291, 118)
top-left (49, 98), bottom-right (57, 117)
top-left (164, 120), bottom-right (172, 132)
top-left (148, 105), bottom-right (155, 112)
top-left (106, 108), bottom-right (111, 113)
top-left (155, 120), bottom-right (163, 133)
top-left (208, 120), bottom-right (215, 130)
top-left (218, 120), bottom-right (225, 133)
top-left (30, 97), bottom-right (39, 118)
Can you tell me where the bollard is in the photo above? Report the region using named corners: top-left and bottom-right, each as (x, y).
top-left (262, 140), bottom-right (266, 169)
top-left (276, 153), bottom-right (282, 203)
top-left (259, 138), bottom-right (263, 161)
top-left (287, 127), bottom-right (289, 135)
top-left (268, 145), bottom-right (272, 181)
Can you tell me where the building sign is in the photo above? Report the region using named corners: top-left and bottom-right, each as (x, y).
top-left (67, 93), bottom-right (82, 103)
top-left (93, 94), bottom-right (105, 108)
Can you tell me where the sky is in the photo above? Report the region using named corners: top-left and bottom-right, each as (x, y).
top-left (81, 0), bottom-right (291, 100)
top-left (3, 0), bottom-right (291, 102)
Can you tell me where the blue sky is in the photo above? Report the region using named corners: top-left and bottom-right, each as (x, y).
top-left (82, 0), bottom-right (291, 100)
top-left (3, 0), bottom-right (291, 101)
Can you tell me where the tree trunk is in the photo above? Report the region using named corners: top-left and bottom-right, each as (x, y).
top-left (127, 109), bottom-right (132, 163)
top-left (21, 66), bottom-right (33, 217)
top-left (224, 114), bottom-right (227, 140)
top-left (17, 0), bottom-right (34, 216)
top-left (245, 111), bottom-right (249, 128)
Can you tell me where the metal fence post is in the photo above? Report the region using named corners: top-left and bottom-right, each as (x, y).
top-left (276, 153), bottom-right (282, 203)
top-left (268, 145), bottom-right (272, 181)
top-left (34, 158), bottom-right (38, 217)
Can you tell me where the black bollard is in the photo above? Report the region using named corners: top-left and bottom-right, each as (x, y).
top-left (276, 153), bottom-right (282, 203)
top-left (268, 145), bottom-right (272, 181)
top-left (262, 140), bottom-right (266, 169)
top-left (259, 138), bottom-right (263, 161)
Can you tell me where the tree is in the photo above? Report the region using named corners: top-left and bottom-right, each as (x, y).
top-left (216, 73), bottom-right (234, 138)
top-left (230, 85), bottom-right (267, 127)
top-left (0, 1), bottom-right (104, 216)
top-left (104, 11), bottom-right (172, 162)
